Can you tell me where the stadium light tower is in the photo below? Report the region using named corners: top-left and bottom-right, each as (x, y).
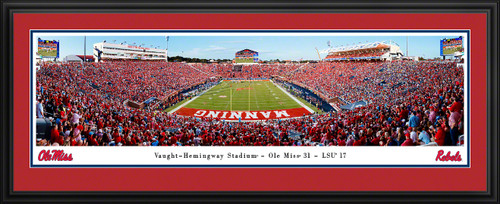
top-left (83, 36), bottom-right (86, 68)
top-left (166, 36), bottom-right (169, 62)
top-left (406, 36), bottom-right (409, 56)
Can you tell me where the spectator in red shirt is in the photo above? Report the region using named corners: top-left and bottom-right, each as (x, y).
top-left (401, 134), bottom-right (414, 146)
top-left (50, 125), bottom-right (63, 145)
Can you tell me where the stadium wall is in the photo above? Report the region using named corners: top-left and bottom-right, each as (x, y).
top-left (273, 78), bottom-right (335, 112)
top-left (93, 42), bottom-right (168, 62)
top-left (159, 79), bottom-right (220, 110)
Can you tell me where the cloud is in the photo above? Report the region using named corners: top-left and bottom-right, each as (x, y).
top-left (181, 48), bottom-right (202, 57)
top-left (258, 50), bottom-right (274, 54)
top-left (218, 40), bottom-right (253, 44)
top-left (205, 45), bottom-right (228, 52)
top-left (177, 46), bottom-right (230, 58)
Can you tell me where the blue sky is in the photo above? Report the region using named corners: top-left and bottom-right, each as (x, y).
top-left (38, 35), bottom-right (461, 60)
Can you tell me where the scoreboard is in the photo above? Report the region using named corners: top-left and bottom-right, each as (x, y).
top-left (235, 49), bottom-right (259, 63)
top-left (440, 37), bottom-right (463, 56)
top-left (38, 38), bottom-right (60, 58)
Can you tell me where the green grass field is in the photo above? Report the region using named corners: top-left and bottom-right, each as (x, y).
top-left (234, 58), bottom-right (256, 63)
top-left (443, 46), bottom-right (463, 55)
top-left (38, 49), bottom-right (58, 57)
top-left (183, 80), bottom-right (311, 111)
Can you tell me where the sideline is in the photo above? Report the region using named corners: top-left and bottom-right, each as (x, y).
top-left (271, 80), bottom-right (315, 114)
top-left (168, 83), bottom-right (219, 114)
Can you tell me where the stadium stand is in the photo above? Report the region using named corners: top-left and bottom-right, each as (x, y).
top-left (36, 59), bottom-right (464, 147)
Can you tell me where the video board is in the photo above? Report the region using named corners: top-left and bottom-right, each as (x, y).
top-left (38, 38), bottom-right (60, 58)
top-left (440, 37), bottom-right (463, 56)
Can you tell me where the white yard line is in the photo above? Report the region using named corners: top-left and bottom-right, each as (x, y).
top-left (168, 84), bottom-right (218, 114)
top-left (230, 85), bottom-right (232, 111)
top-left (271, 80), bottom-right (315, 113)
top-left (223, 81), bottom-right (238, 111)
top-left (254, 81), bottom-right (260, 110)
top-left (248, 81), bottom-right (251, 111)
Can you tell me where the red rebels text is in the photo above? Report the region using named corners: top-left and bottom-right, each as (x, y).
top-left (435, 150), bottom-right (462, 162)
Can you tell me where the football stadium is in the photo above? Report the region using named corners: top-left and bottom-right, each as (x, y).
top-left (35, 36), bottom-right (465, 147)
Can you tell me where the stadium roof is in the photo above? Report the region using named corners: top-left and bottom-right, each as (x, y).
top-left (236, 49), bottom-right (258, 54)
top-left (76, 55), bottom-right (95, 61)
top-left (326, 41), bottom-right (399, 54)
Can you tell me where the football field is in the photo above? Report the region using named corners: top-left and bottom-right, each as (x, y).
top-left (170, 80), bottom-right (318, 121)
top-left (234, 58), bottom-right (256, 63)
top-left (186, 80), bottom-right (301, 111)
top-left (38, 49), bottom-right (58, 57)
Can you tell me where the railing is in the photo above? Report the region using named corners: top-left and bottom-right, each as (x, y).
top-left (421, 142), bottom-right (438, 146)
top-left (458, 135), bottom-right (464, 146)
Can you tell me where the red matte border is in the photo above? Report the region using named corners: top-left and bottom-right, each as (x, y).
top-left (13, 13), bottom-right (487, 191)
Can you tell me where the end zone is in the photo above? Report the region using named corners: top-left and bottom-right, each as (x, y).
top-left (175, 107), bottom-right (311, 121)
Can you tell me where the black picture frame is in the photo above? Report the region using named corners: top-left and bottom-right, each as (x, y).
top-left (1, 1), bottom-right (498, 203)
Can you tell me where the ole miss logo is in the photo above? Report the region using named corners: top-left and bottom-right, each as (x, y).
top-left (435, 150), bottom-right (462, 162)
top-left (38, 150), bottom-right (73, 161)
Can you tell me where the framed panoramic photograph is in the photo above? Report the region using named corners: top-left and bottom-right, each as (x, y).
top-left (1, 1), bottom-right (498, 203)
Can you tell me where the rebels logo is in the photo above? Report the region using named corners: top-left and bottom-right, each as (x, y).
top-left (435, 150), bottom-right (462, 162)
top-left (38, 150), bottom-right (73, 161)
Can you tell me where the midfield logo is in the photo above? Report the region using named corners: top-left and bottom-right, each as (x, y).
top-left (38, 150), bottom-right (73, 161)
top-left (435, 150), bottom-right (462, 162)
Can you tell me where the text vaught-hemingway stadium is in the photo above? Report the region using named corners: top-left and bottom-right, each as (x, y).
top-left (35, 39), bottom-right (465, 147)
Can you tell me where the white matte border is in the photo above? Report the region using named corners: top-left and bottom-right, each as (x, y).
top-left (31, 30), bottom-right (469, 167)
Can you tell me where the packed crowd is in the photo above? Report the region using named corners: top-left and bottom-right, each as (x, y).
top-left (325, 49), bottom-right (386, 59)
top-left (187, 63), bottom-right (302, 79)
top-left (36, 59), bottom-right (464, 147)
top-left (442, 38), bottom-right (462, 46)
